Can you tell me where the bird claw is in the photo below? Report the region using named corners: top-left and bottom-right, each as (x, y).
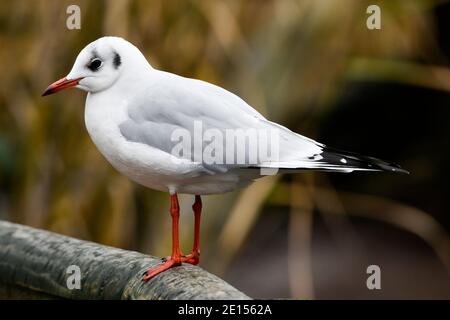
top-left (142, 252), bottom-right (200, 281)
top-left (143, 258), bottom-right (180, 281)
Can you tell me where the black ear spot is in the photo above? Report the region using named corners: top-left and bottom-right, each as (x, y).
top-left (113, 52), bottom-right (121, 69)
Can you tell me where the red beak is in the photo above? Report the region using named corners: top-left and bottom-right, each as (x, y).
top-left (42, 77), bottom-right (83, 96)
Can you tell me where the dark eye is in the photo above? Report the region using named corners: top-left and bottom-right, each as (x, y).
top-left (88, 58), bottom-right (103, 71)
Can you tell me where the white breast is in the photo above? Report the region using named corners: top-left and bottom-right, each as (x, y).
top-left (83, 92), bottom-right (245, 195)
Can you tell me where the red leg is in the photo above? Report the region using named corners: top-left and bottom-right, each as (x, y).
top-left (184, 195), bottom-right (202, 265)
top-left (143, 194), bottom-right (203, 281)
top-left (143, 194), bottom-right (183, 281)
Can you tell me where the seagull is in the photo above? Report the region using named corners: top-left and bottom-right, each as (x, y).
top-left (43, 36), bottom-right (408, 281)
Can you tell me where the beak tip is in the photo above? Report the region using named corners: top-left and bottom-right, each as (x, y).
top-left (41, 77), bottom-right (82, 97)
top-left (42, 87), bottom-right (55, 96)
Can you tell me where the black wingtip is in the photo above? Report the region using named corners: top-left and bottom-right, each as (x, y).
top-left (320, 147), bottom-right (410, 175)
top-left (386, 166), bottom-right (410, 175)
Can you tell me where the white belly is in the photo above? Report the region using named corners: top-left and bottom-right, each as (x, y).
top-left (83, 94), bottom-right (251, 195)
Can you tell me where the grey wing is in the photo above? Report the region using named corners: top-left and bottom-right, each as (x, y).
top-left (119, 72), bottom-right (325, 173)
top-left (118, 74), bottom-right (265, 173)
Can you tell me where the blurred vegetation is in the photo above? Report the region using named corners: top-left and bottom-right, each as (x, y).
top-left (0, 0), bottom-right (449, 298)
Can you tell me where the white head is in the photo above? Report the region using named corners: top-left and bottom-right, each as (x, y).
top-left (43, 37), bottom-right (151, 96)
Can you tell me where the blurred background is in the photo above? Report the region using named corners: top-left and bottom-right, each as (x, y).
top-left (1, 0), bottom-right (450, 299)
